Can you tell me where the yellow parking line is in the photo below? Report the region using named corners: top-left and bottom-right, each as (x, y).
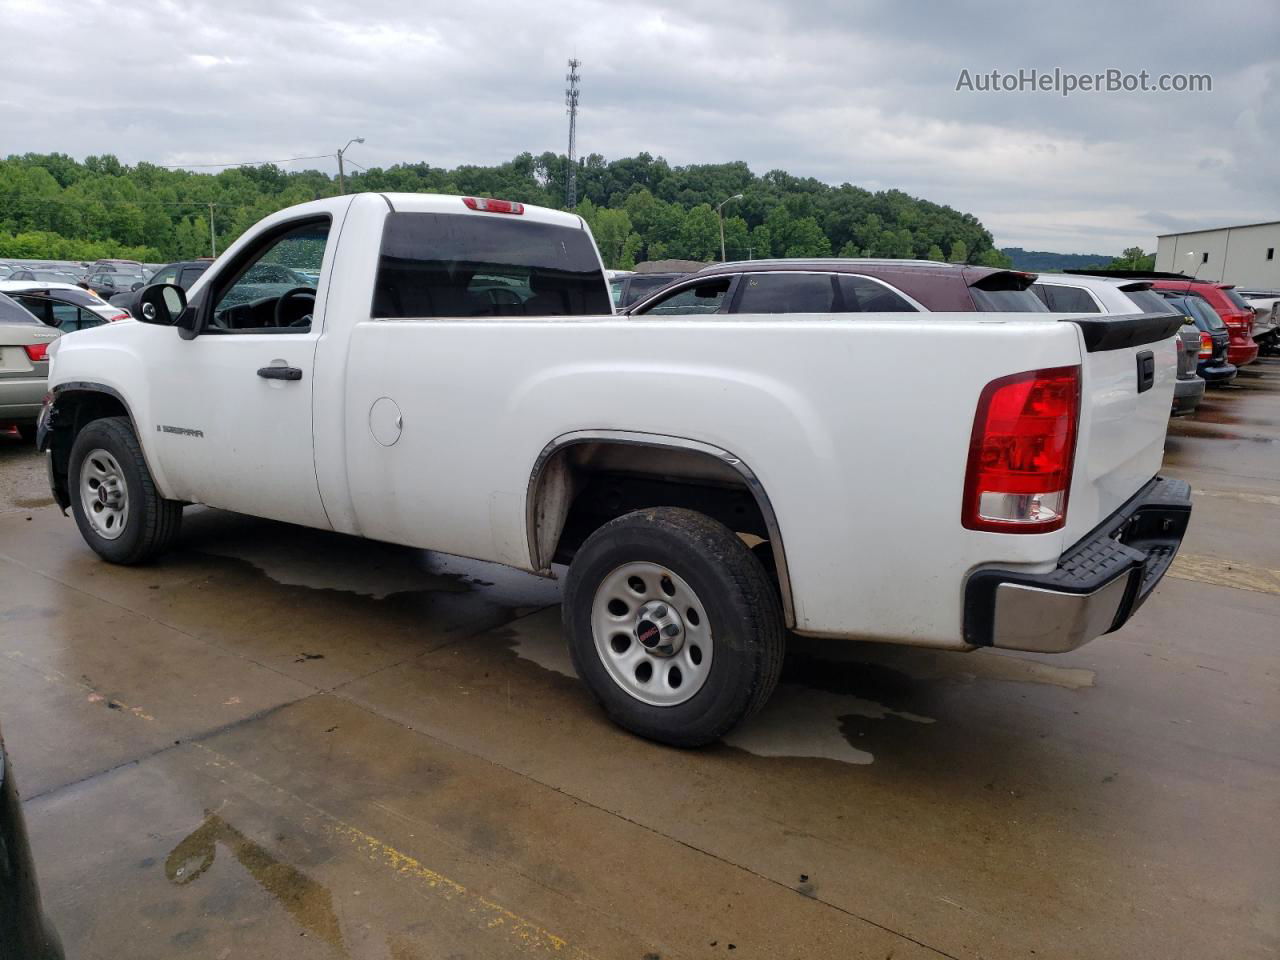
top-left (1168, 553), bottom-right (1280, 596)
top-left (192, 742), bottom-right (596, 958)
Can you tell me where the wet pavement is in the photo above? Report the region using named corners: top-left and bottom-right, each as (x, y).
top-left (0, 362), bottom-right (1276, 960)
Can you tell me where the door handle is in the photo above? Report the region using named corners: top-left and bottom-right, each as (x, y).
top-left (257, 365), bottom-right (302, 381)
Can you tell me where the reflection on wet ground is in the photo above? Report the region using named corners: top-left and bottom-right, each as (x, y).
top-left (167, 812), bottom-right (344, 953)
top-left (505, 611), bottom-right (1094, 765)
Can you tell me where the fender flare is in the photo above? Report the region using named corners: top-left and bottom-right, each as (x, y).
top-left (526, 429), bottom-right (796, 627)
top-left (39, 381), bottom-right (146, 512)
top-left (38, 380), bottom-right (140, 450)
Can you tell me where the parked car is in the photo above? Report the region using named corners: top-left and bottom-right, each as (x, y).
top-left (134, 259), bottom-right (212, 291)
top-left (625, 258), bottom-right (1049, 315)
top-left (108, 260), bottom-right (213, 310)
top-left (1028, 275), bottom-right (1204, 417)
top-left (9, 292), bottom-right (117, 334)
top-left (88, 257), bottom-right (144, 271)
top-left (0, 282), bottom-right (129, 324)
top-left (3, 268), bottom-right (82, 284)
top-left (1236, 289), bottom-right (1279, 354)
top-left (78, 264), bottom-right (149, 300)
top-left (1157, 292), bottom-right (1237, 386)
top-left (0, 292), bottom-right (61, 441)
top-left (37, 193), bottom-right (1192, 747)
top-left (0, 725), bottom-right (64, 960)
top-left (1067, 271), bottom-right (1258, 367)
top-left (610, 271), bottom-right (690, 308)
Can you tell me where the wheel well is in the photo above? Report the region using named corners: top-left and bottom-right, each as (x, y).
top-left (43, 389), bottom-right (133, 510)
top-left (527, 437), bottom-right (794, 625)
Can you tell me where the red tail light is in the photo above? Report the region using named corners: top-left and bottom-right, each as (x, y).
top-left (962, 366), bottom-right (1080, 534)
top-left (1199, 332), bottom-right (1213, 358)
top-left (108, 312), bottom-right (130, 322)
top-left (23, 342), bottom-right (49, 362)
top-left (462, 197), bottom-right (524, 215)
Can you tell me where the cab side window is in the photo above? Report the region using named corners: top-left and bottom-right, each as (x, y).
top-left (637, 278), bottom-right (732, 316)
top-left (208, 220), bottom-right (328, 333)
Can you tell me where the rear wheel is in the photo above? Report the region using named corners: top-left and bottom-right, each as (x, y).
top-left (564, 507), bottom-right (784, 747)
top-left (69, 416), bottom-right (182, 564)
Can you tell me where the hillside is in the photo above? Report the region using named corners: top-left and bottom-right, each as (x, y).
top-left (0, 151), bottom-right (1010, 269)
top-left (1001, 247), bottom-right (1114, 271)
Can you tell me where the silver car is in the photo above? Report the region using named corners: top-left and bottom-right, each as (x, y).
top-left (0, 292), bottom-right (60, 442)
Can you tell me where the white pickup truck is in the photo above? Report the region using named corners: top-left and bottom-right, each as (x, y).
top-left (37, 193), bottom-right (1192, 746)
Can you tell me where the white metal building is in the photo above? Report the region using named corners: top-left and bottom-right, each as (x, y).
top-left (1155, 220), bottom-right (1280, 288)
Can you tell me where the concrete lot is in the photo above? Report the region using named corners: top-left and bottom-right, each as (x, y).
top-left (0, 362), bottom-right (1277, 960)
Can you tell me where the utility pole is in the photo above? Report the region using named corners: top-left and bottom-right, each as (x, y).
top-left (208, 202), bottom-right (217, 258)
top-left (564, 58), bottom-right (581, 209)
top-left (337, 137), bottom-right (365, 195)
top-left (716, 194), bottom-right (743, 262)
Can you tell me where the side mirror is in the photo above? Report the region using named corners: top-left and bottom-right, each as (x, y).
top-left (130, 281), bottom-right (144, 292)
top-left (129, 283), bottom-right (188, 327)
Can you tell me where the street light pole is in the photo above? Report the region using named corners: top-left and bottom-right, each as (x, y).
top-left (716, 194), bottom-right (744, 262)
top-left (336, 137), bottom-right (365, 194)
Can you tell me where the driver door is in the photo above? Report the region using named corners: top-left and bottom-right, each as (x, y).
top-left (144, 215), bottom-right (336, 529)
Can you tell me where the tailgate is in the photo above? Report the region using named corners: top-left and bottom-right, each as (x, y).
top-left (1060, 312), bottom-right (1184, 545)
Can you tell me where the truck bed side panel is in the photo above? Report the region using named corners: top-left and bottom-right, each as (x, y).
top-left (341, 316), bottom-right (1083, 648)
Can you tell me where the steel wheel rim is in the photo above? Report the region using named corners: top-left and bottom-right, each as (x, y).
top-left (590, 561), bottom-right (713, 707)
top-left (79, 448), bottom-right (129, 541)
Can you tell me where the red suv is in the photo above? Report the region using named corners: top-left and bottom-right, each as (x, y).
top-left (1068, 271), bottom-right (1258, 366)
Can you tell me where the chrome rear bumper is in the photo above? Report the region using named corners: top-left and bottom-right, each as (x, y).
top-left (963, 477), bottom-right (1193, 653)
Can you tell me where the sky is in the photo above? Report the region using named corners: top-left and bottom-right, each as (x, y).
top-left (1, 0), bottom-right (1276, 254)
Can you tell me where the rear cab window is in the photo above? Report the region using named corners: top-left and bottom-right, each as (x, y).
top-left (373, 212), bottom-right (610, 318)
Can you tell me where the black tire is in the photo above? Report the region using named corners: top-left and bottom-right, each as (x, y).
top-left (564, 507), bottom-right (785, 747)
top-left (15, 422), bottom-right (38, 444)
top-left (68, 416), bottom-right (182, 564)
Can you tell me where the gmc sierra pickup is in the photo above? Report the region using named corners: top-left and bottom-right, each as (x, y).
top-left (36, 193), bottom-right (1192, 746)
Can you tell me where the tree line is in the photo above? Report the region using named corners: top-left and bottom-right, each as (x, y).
top-left (0, 151), bottom-right (1018, 268)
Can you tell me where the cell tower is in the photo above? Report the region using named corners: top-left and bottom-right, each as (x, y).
top-left (565, 58), bottom-right (581, 209)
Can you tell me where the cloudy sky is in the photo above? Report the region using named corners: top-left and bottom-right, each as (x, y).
top-left (2, 0), bottom-right (1276, 253)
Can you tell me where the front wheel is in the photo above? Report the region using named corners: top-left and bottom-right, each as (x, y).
top-left (563, 507), bottom-right (785, 747)
top-left (69, 416), bottom-right (182, 564)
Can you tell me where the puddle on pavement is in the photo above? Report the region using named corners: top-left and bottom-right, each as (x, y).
top-left (11, 496), bottom-right (55, 509)
top-left (726, 683), bottom-right (934, 764)
top-left (176, 509), bottom-right (560, 605)
top-left (166, 812), bottom-right (345, 954)
top-left (506, 615), bottom-right (1092, 765)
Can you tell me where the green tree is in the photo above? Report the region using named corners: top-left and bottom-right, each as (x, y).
top-left (949, 239), bottom-right (969, 263)
top-left (1109, 246), bottom-right (1155, 271)
top-left (926, 244), bottom-right (945, 262)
